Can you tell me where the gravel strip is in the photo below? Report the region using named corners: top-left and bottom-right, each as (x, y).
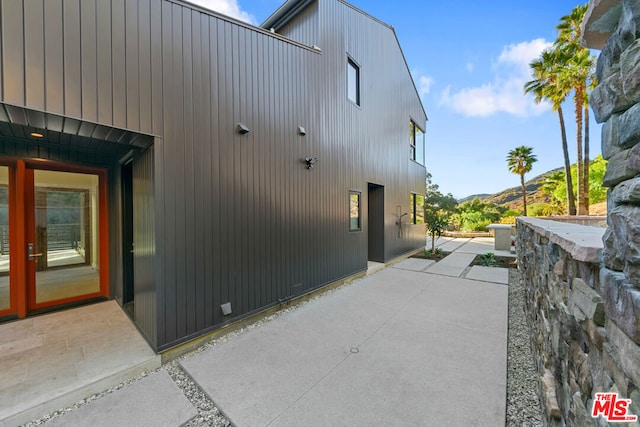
top-left (505, 268), bottom-right (544, 427)
top-left (25, 267), bottom-right (545, 426)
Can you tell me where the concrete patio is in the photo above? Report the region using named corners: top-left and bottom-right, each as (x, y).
top-left (0, 237), bottom-right (513, 426)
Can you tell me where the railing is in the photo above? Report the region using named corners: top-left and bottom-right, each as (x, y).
top-left (0, 224), bottom-right (81, 254)
top-left (45, 224), bottom-right (82, 251)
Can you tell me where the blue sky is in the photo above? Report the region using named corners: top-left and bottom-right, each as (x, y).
top-left (192, 0), bottom-right (600, 199)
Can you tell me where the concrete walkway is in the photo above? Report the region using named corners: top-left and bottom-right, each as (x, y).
top-left (11, 238), bottom-right (512, 427)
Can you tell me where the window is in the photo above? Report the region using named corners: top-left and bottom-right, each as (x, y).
top-left (349, 191), bottom-right (361, 231)
top-left (410, 193), bottom-right (425, 224)
top-left (347, 58), bottom-right (360, 105)
top-left (410, 121), bottom-right (425, 165)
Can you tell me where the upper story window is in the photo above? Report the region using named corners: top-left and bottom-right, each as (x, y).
top-left (347, 58), bottom-right (360, 106)
top-left (410, 121), bottom-right (425, 166)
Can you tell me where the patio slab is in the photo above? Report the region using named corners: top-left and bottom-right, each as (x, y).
top-left (393, 258), bottom-right (435, 272)
top-left (465, 266), bottom-right (510, 284)
top-left (0, 301), bottom-right (160, 427)
top-left (180, 267), bottom-right (508, 427)
top-left (424, 252), bottom-right (477, 277)
top-left (44, 371), bottom-right (197, 427)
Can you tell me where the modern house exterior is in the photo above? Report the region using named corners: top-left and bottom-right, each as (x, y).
top-left (0, 0), bottom-right (427, 351)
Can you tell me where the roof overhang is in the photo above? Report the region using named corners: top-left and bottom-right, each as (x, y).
top-left (261, 0), bottom-right (315, 31)
top-left (581, 0), bottom-right (622, 49)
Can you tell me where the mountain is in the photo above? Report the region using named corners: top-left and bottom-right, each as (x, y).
top-left (460, 170), bottom-right (560, 210)
top-left (460, 168), bottom-right (608, 215)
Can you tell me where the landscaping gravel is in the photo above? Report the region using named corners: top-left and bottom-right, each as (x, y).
top-left (505, 268), bottom-right (544, 427)
top-left (25, 267), bottom-right (545, 426)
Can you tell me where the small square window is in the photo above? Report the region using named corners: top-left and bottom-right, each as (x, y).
top-left (347, 58), bottom-right (360, 105)
top-left (349, 191), bottom-right (361, 231)
top-left (411, 193), bottom-right (424, 224)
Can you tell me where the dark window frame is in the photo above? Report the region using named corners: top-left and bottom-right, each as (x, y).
top-left (349, 190), bottom-right (362, 231)
top-left (410, 193), bottom-right (425, 225)
top-left (347, 57), bottom-right (360, 106)
top-left (410, 120), bottom-right (425, 165)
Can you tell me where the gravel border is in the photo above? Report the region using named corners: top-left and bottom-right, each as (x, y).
top-left (505, 268), bottom-right (544, 427)
top-left (25, 267), bottom-right (545, 426)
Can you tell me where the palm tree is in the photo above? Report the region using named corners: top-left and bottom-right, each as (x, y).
top-left (525, 49), bottom-right (576, 215)
top-left (507, 146), bottom-right (538, 216)
top-left (555, 4), bottom-right (594, 215)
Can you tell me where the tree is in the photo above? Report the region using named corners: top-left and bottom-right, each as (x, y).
top-left (424, 172), bottom-right (457, 253)
top-left (554, 4), bottom-right (595, 215)
top-left (525, 49), bottom-right (576, 215)
top-left (506, 146), bottom-right (537, 216)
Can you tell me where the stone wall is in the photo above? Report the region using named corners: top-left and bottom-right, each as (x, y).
top-left (517, 218), bottom-right (639, 426)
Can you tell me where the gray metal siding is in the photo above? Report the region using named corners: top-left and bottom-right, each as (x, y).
top-left (0, 0), bottom-right (427, 350)
top-left (133, 144), bottom-right (156, 348)
top-left (278, 1), bottom-right (319, 47)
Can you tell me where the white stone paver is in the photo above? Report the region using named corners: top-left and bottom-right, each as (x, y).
top-left (465, 266), bottom-right (509, 284)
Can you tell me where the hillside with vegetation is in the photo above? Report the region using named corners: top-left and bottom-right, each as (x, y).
top-left (460, 155), bottom-right (608, 217)
top-left (426, 155), bottom-right (608, 235)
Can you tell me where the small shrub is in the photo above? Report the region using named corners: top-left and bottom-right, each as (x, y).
top-left (425, 248), bottom-right (441, 257)
top-left (479, 252), bottom-right (496, 266)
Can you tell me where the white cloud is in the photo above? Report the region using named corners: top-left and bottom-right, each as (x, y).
top-left (189, 0), bottom-right (256, 25)
top-left (439, 38), bottom-right (553, 117)
top-left (466, 62), bottom-right (474, 73)
top-left (418, 76), bottom-right (434, 96)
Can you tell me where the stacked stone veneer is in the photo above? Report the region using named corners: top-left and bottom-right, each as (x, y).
top-left (517, 218), bottom-right (639, 426)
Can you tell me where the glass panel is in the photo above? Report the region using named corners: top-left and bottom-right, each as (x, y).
top-left (415, 126), bottom-right (425, 166)
top-left (0, 166), bottom-right (9, 311)
top-left (415, 194), bottom-right (425, 224)
top-left (348, 59), bottom-right (359, 104)
top-left (34, 170), bottom-right (100, 304)
top-left (350, 192), bottom-right (360, 231)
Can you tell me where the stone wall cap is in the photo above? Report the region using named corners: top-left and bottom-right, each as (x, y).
top-left (581, 0), bottom-right (622, 49)
top-left (486, 224), bottom-right (513, 229)
top-left (517, 217), bottom-right (605, 263)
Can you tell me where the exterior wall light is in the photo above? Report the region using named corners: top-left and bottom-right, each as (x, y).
top-left (30, 132), bottom-right (44, 138)
top-left (305, 157), bottom-right (318, 169)
top-left (298, 126), bottom-right (306, 135)
top-left (237, 123), bottom-right (250, 134)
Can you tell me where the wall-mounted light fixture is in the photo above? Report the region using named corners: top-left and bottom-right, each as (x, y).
top-left (304, 157), bottom-right (318, 169)
top-left (298, 126), bottom-right (306, 136)
top-left (30, 132), bottom-right (44, 138)
top-left (237, 123), bottom-right (250, 134)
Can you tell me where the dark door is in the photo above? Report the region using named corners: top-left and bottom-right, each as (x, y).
top-left (368, 183), bottom-right (385, 262)
top-left (122, 161), bottom-right (134, 310)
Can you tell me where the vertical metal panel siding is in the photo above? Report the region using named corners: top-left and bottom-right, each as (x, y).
top-left (0, 0), bottom-right (427, 350)
top-left (278, 2), bottom-right (319, 57)
top-left (24, 0), bottom-right (45, 111)
top-left (133, 144), bottom-right (156, 348)
top-left (1, 0), bottom-right (25, 105)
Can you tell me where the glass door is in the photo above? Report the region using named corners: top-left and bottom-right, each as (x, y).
top-left (0, 166), bottom-right (9, 312)
top-left (27, 168), bottom-right (103, 309)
